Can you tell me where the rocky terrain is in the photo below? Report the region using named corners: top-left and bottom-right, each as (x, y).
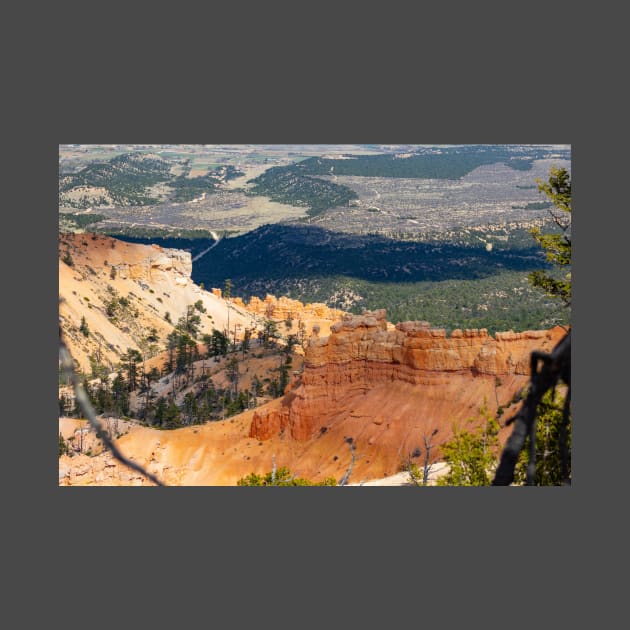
top-left (247, 310), bottom-right (566, 478)
top-left (232, 293), bottom-right (346, 340)
top-left (59, 286), bottom-right (565, 485)
top-left (59, 232), bottom-right (261, 372)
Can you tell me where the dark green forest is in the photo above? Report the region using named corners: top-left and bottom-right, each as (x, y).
top-left (58, 213), bottom-right (107, 230)
top-left (243, 144), bottom-right (569, 218)
top-left (253, 145), bottom-right (568, 180)
top-left (59, 152), bottom-right (244, 208)
top-left (246, 168), bottom-right (358, 216)
top-left (59, 153), bottom-right (172, 206)
top-left (115, 222), bottom-right (570, 333)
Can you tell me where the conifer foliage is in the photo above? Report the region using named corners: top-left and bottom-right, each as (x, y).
top-left (528, 167), bottom-right (571, 307)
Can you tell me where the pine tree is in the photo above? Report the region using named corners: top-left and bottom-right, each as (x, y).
top-left (241, 328), bottom-right (252, 358)
top-left (59, 433), bottom-right (71, 457)
top-left (112, 370), bottom-right (130, 416)
top-left (164, 399), bottom-right (182, 428)
top-left (528, 167), bottom-right (571, 306)
top-left (176, 305), bottom-right (201, 338)
top-left (237, 466), bottom-right (336, 486)
top-left (183, 392), bottom-right (199, 425)
top-left (513, 390), bottom-right (570, 485)
top-left (226, 356), bottom-right (240, 396)
top-left (79, 316), bottom-right (90, 337)
top-left (437, 401), bottom-right (500, 486)
top-left (154, 397), bottom-right (168, 426)
top-left (165, 330), bottom-right (179, 372)
top-left (210, 329), bottom-right (229, 357)
top-left (121, 348), bottom-right (142, 392)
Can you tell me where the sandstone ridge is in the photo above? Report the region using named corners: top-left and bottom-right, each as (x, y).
top-left (306, 309), bottom-right (553, 374)
top-left (250, 309), bottom-right (566, 443)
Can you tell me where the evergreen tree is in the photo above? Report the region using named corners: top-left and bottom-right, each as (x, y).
top-left (183, 392), bottom-right (199, 425)
top-left (528, 167), bottom-right (571, 306)
top-left (278, 360), bottom-right (290, 394)
top-left (241, 328), bottom-right (252, 358)
top-left (146, 327), bottom-right (160, 344)
top-left (165, 330), bottom-right (179, 372)
top-left (121, 348), bottom-right (142, 392)
top-left (154, 397), bottom-right (168, 426)
top-left (59, 433), bottom-right (71, 457)
top-left (78, 375), bottom-right (95, 412)
top-left (436, 401), bottom-right (500, 486)
top-left (176, 305), bottom-right (201, 338)
top-left (112, 370), bottom-right (130, 416)
top-left (261, 319), bottom-right (279, 349)
top-left (226, 356), bottom-right (240, 396)
top-left (237, 466), bottom-right (336, 486)
top-left (210, 329), bottom-right (229, 357)
top-left (202, 333), bottom-right (213, 357)
top-left (94, 376), bottom-right (114, 414)
top-left (140, 367), bottom-right (160, 421)
top-left (79, 316), bottom-right (90, 337)
top-left (513, 390), bottom-right (570, 485)
top-left (284, 334), bottom-right (298, 356)
top-left (164, 399), bottom-right (182, 428)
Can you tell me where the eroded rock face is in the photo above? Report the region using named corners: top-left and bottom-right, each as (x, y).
top-left (250, 310), bottom-right (566, 442)
top-left (117, 250), bottom-right (192, 284)
top-left (241, 294), bottom-right (345, 322)
top-left (306, 310), bottom-right (556, 375)
top-left (58, 233), bottom-right (256, 372)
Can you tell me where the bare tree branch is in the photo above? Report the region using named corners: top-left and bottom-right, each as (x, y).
top-left (422, 430), bottom-right (439, 485)
top-left (548, 208), bottom-right (571, 232)
top-left (338, 437), bottom-right (356, 487)
top-left (59, 318), bottom-right (166, 486)
top-left (492, 331), bottom-right (571, 486)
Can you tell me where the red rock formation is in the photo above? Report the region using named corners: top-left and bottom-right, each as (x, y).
top-left (250, 310), bottom-right (567, 445)
top-left (59, 309), bottom-right (569, 485)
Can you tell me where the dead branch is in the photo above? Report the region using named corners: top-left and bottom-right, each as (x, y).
top-left (548, 208), bottom-right (571, 233)
top-left (492, 331), bottom-right (571, 486)
top-left (59, 321), bottom-right (165, 486)
top-left (338, 437), bottom-right (356, 486)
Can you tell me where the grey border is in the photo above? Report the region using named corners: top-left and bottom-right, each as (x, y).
top-left (10, 2), bottom-right (613, 625)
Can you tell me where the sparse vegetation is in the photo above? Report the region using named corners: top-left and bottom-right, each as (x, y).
top-left (59, 433), bottom-right (71, 457)
top-left (436, 401), bottom-right (500, 486)
top-left (237, 466), bottom-right (337, 486)
top-left (59, 152), bottom-right (173, 207)
top-left (79, 316), bottom-right (89, 337)
top-left (513, 390), bottom-right (570, 485)
top-left (58, 146), bottom-right (572, 486)
top-left (59, 212), bottom-right (107, 230)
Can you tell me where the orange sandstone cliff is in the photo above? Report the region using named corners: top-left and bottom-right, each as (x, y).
top-left (249, 310), bottom-right (566, 477)
top-left (59, 310), bottom-right (566, 485)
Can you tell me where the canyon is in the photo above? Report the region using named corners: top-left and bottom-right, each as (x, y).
top-left (59, 237), bottom-right (566, 485)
